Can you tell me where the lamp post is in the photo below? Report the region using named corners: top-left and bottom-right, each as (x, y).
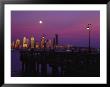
top-left (86, 24), bottom-right (92, 53)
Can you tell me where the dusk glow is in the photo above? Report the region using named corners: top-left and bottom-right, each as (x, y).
top-left (11, 11), bottom-right (100, 48)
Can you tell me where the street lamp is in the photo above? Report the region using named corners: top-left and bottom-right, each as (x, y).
top-left (86, 24), bottom-right (92, 53)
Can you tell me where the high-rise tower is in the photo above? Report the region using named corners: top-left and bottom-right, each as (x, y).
top-left (40, 34), bottom-right (45, 48)
top-left (53, 37), bottom-right (55, 48)
top-left (15, 38), bottom-right (20, 48)
top-left (55, 34), bottom-right (58, 46)
top-left (31, 35), bottom-right (35, 48)
top-left (36, 41), bottom-right (39, 48)
top-left (23, 36), bottom-right (28, 48)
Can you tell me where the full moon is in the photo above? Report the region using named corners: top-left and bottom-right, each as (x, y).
top-left (39, 20), bottom-right (43, 24)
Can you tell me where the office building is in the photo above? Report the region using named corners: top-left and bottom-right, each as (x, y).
top-left (31, 35), bottom-right (35, 48)
top-left (15, 38), bottom-right (20, 48)
top-left (55, 34), bottom-right (58, 45)
top-left (40, 34), bottom-right (45, 48)
top-left (23, 36), bottom-right (28, 48)
top-left (36, 41), bottom-right (39, 48)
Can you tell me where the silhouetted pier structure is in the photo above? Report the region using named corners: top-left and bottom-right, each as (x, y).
top-left (18, 48), bottom-right (100, 77)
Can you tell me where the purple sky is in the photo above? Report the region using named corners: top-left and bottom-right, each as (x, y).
top-left (11, 11), bottom-right (100, 48)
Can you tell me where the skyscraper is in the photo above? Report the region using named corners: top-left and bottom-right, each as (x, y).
top-left (31, 35), bottom-right (35, 48)
top-left (53, 38), bottom-right (55, 48)
top-left (27, 38), bottom-right (29, 48)
top-left (15, 38), bottom-right (20, 48)
top-left (36, 41), bottom-right (39, 48)
top-left (55, 34), bottom-right (58, 46)
top-left (46, 39), bottom-right (49, 48)
top-left (40, 34), bottom-right (45, 48)
top-left (23, 36), bottom-right (28, 48)
top-left (48, 39), bottom-right (52, 49)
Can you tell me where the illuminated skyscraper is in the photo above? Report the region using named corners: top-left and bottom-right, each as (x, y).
top-left (15, 38), bottom-right (20, 48)
top-left (40, 34), bottom-right (45, 48)
top-left (23, 36), bottom-right (28, 48)
top-left (31, 35), bottom-right (35, 48)
top-left (27, 38), bottom-right (29, 48)
top-left (36, 41), bottom-right (39, 48)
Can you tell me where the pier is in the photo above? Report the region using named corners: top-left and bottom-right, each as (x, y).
top-left (16, 48), bottom-right (100, 77)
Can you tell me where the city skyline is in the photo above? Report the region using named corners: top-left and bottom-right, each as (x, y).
top-left (11, 33), bottom-right (62, 49)
top-left (11, 11), bottom-right (100, 48)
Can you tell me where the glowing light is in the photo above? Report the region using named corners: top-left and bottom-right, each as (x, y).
top-left (86, 27), bottom-right (90, 30)
top-left (42, 37), bottom-right (44, 38)
top-left (39, 20), bottom-right (43, 24)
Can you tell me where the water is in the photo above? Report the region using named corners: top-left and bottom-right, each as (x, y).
top-left (11, 50), bottom-right (22, 76)
top-left (11, 50), bottom-right (61, 76)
